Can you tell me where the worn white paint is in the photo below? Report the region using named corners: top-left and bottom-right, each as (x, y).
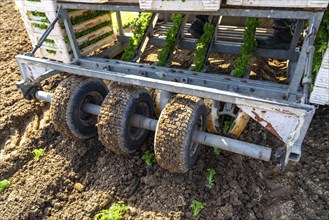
top-left (139, 0), bottom-right (221, 11)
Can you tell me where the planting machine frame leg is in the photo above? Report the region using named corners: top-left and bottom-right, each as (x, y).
top-left (15, 2), bottom-right (327, 172)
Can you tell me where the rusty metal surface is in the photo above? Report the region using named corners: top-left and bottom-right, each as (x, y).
top-left (237, 100), bottom-right (315, 165)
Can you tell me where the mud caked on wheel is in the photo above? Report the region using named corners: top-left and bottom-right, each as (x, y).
top-left (97, 84), bottom-right (154, 155)
top-left (154, 95), bottom-right (206, 173)
top-left (50, 76), bottom-right (108, 139)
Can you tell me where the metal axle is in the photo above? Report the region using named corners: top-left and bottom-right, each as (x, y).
top-left (35, 91), bottom-right (272, 161)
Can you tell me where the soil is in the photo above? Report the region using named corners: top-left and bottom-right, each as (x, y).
top-left (1, 1), bottom-right (329, 219)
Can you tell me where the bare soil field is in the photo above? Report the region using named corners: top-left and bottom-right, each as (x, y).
top-left (0, 1), bottom-right (328, 219)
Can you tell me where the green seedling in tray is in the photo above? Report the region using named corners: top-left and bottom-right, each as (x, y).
top-left (190, 200), bottom-right (205, 218)
top-left (121, 12), bottom-right (152, 61)
top-left (233, 17), bottom-right (259, 78)
top-left (32, 148), bottom-right (45, 161)
top-left (157, 13), bottom-right (184, 66)
top-left (32, 22), bottom-right (48, 30)
top-left (79, 31), bottom-right (112, 50)
top-left (0, 179), bottom-right (10, 192)
top-left (30, 11), bottom-right (49, 24)
top-left (64, 21), bottom-right (112, 44)
top-left (192, 22), bottom-right (215, 72)
top-left (94, 201), bottom-right (128, 220)
top-left (45, 39), bottom-right (56, 46)
top-left (70, 11), bottom-right (110, 26)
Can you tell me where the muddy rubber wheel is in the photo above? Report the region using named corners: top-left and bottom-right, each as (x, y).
top-left (97, 84), bottom-right (154, 155)
top-left (50, 76), bottom-right (108, 139)
top-left (154, 94), bottom-right (206, 173)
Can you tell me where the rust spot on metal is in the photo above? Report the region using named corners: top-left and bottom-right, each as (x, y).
top-left (252, 110), bottom-right (283, 141)
top-left (261, 111), bottom-right (266, 114)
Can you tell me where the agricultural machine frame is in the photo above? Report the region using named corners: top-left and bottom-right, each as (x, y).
top-left (15, 1), bottom-right (326, 170)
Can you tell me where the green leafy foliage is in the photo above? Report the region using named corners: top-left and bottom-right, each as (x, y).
top-left (94, 201), bottom-right (128, 220)
top-left (111, 12), bottom-right (138, 31)
top-left (312, 9), bottom-right (329, 84)
top-left (0, 179), bottom-right (10, 192)
top-left (213, 147), bottom-right (221, 156)
top-left (70, 11), bottom-right (110, 26)
top-left (141, 151), bottom-right (155, 166)
top-left (206, 168), bottom-right (216, 189)
top-left (45, 39), bottom-right (56, 46)
top-left (233, 17), bottom-right (259, 78)
top-left (29, 11), bottom-right (50, 23)
top-left (190, 200), bottom-right (205, 218)
top-left (121, 12), bottom-right (152, 61)
top-left (60, 11), bottom-right (111, 29)
top-left (31, 10), bottom-right (47, 18)
top-left (79, 32), bottom-right (112, 50)
top-left (64, 21), bottom-right (112, 43)
top-left (223, 119), bottom-right (231, 134)
top-left (191, 22), bottom-right (215, 72)
top-left (157, 14), bottom-right (184, 66)
top-left (122, 18), bottom-right (138, 29)
top-left (27, 0), bottom-right (41, 2)
top-left (32, 148), bottom-right (45, 160)
top-left (32, 22), bottom-right (48, 30)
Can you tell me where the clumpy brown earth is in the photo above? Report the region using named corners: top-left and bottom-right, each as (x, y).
top-left (1, 1), bottom-right (329, 219)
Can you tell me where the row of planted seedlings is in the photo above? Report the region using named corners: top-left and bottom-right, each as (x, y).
top-left (16, 0), bottom-right (117, 63)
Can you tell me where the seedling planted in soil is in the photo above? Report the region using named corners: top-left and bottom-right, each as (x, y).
top-left (141, 151), bottom-right (156, 174)
top-left (213, 147), bottom-right (221, 156)
top-left (206, 168), bottom-right (216, 189)
top-left (141, 151), bottom-right (155, 166)
top-left (32, 148), bottom-right (45, 161)
top-left (94, 201), bottom-right (128, 220)
top-left (0, 179), bottom-right (10, 192)
top-left (190, 200), bottom-right (205, 218)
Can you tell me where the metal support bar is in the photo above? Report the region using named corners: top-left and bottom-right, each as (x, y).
top-left (289, 20), bottom-right (305, 51)
top-left (34, 90), bottom-right (272, 161)
top-left (31, 6), bottom-right (62, 55)
top-left (60, 7), bottom-right (81, 59)
top-left (116, 11), bottom-right (124, 37)
top-left (17, 55), bottom-right (308, 103)
top-left (288, 12), bottom-right (324, 98)
top-left (58, 2), bottom-right (321, 20)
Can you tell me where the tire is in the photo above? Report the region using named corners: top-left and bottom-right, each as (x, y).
top-left (154, 94), bottom-right (206, 173)
top-left (50, 76), bottom-right (108, 139)
top-left (97, 84), bottom-right (154, 155)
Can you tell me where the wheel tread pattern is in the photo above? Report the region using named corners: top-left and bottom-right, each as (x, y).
top-left (50, 76), bottom-right (86, 139)
top-left (97, 84), bottom-right (150, 155)
top-left (154, 94), bottom-right (205, 173)
top-left (66, 78), bottom-right (108, 139)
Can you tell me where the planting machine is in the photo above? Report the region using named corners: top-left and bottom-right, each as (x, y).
top-left (15, 0), bottom-right (329, 173)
